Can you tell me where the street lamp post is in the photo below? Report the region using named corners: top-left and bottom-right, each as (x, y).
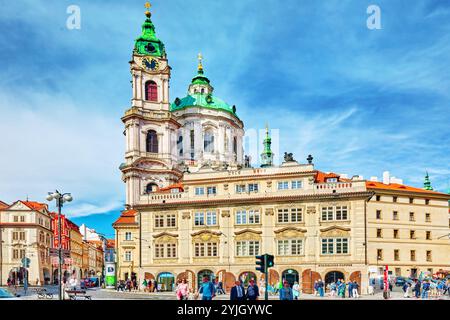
top-left (46, 190), bottom-right (72, 301)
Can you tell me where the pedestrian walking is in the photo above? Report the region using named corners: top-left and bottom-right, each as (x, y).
top-left (217, 280), bottom-right (225, 295)
top-left (352, 281), bottom-right (359, 298)
top-left (279, 281), bottom-right (293, 300)
top-left (347, 281), bottom-right (353, 298)
top-left (403, 282), bottom-right (411, 298)
top-left (292, 281), bottom-right (300, 300)
top-left (246, 279), bottom-right (260, 301)
top-left (176, 279), bottom-right (189, 300)
top-left (313, 280), bottom-right (318, 296)
top-left (413, 279), bottom-right (421, 298)
top-left (230, 280), bottom-right (245, 301)
top-left (317, 279), bottom-right (325, 297)
top-left (197, 276), bottom-right (216, 301)
top-left (338, 280), bottom-right (346, 298)
top-left (421, 280), bottom-right (430, 299)
top-left (329, 282), bottom-right (337, 297)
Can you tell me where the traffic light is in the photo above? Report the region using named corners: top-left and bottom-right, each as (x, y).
top-left (255, 255), bottom-right (265, 273)
top-left (266, 254), bottom-right (274, 268)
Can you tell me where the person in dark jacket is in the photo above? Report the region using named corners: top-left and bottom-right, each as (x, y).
top-left (230, 281), bottom-right (245, 301)
top-left (246, 279), bottom-right (259, 300)
top-left (413, 279), bottom-right (421, 298)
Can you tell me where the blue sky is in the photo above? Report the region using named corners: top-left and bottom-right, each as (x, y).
top-left (0, 0), bottom-right (449, 237)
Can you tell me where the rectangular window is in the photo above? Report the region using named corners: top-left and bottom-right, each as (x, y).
top-left (236, 210), bottom-right (247, 225)
top-left (393, 211), bottom-right (398, 220)
top-left (336, 206), bottom-right (348, 220)
top-left (277, 240), bottom-right (289, 256)
top-left (393, 229), bottom-right (399, 239)
top-left (125, 232), bottom-right (132, 241)
top-left (206, 211), bottom-right (217, 226)
top-left (321, 207), bottom-right (333, 221)
top-left (12, 232), bottom-right (18, 240)
top-left (291, 208), bottom-right (303, 222)
top-left (321, 238), bottom-right (334, 255)
top-left (409, 198), bottom-right (414, 204)
top-left (377, 249), bottom-right (383, 260)
top-left (13, 249), bottom-right (18, 259)
top-left (195, 187), bottom-right (205, 196)
top-left (291, 180), bottom-right (303, 189)
top-left (426, 251), bottom-right (432, 262)
top-left (278, 209), bottom-right (289, 223)
top-left (20, 216), bottom-right (25, 222)
top-left (376, 229), bottom-right (382, 238)
top-left (13, 216), bottom-right (18, 222)
top-left (410, 230), bottom-right (415, 239)
top-left (248, 183), bottom-right (259, 193)
top-left (124, 251), bottom-right (132, 262)
top-left (410, 250), bottom-right (416, 261)
top-left (376, 195), bottom-right (381, 201)
top-left (376, 210), bottom-right (382, 220)
top-left (394, 250), bottom-right (400, 261)
top-left (425, 199), bottom-right (430, 205)
top-left (155, 244), bottom-right (164, 258)
top-left (409, 212), bottom-right (415, 222)
top-left (235, 185), bottom-right (246, 194)
top-left (194, 212), bottom-right (205, 226)
top-left (167, 244), bottom-right (177, 258)
top-left (425, 213), bottom-right (431, 222)
top-left (248, 210), bottom-right (260, 224)
top-left (277, 239), bottom-right (303, 256)
top-left (236, 241), bottom-right (260, 256)
top-left (155, 215), bottom-right (164, 228)
top-left (277, 181), bottom-right (289, 190)
top-left (426, 231), bottom-right (431, 240)
top-left (393, 196), bottom-right (397, 203)
top-left (207, 186), bottom-right (217, 195)
top-left (335, 238), bottom-right (348, 254)
top-left (167, 214), bottom-right (176, 227)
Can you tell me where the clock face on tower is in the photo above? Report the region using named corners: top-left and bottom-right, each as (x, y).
top-left (142, 58), bottom-right (159, 71)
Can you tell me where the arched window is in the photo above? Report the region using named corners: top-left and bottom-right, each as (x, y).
top-left (145, 81), bottom-right (158, 102)
top-left (146, 130), bottom-right (158, 153)
top-left (204, 130), bottom-right (215, 153)
top-left (146, 183), bottom-right (158, 194)
top-left (177, 135), bottom-right (183, 156)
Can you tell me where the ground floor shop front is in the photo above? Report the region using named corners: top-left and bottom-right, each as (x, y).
top-left (118, 264), bottom-right (369, 294)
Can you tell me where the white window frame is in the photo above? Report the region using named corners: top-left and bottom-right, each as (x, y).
top-left (248, 183), bottom-right (259, 193)
top-left (278, 181), bottom-right (289, 190)
top-left (195, 187), bottom-right (205, 196)
top-left (125, 232), bottom-right (132, 241)
top-left (124, 251), bottom-right (132, 262)
top-left (236, 184), bottom-right (246, 194)
top-left (291, 180), bottom-right (303, 189)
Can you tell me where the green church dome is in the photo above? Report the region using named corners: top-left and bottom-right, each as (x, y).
top-left (170, 93), bottom-right (238, 118)
top-left (170, 54), bottom-right (239, 119)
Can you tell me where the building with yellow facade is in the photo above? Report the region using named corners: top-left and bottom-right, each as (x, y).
top-left (114, 4), bottom-right (450, 294)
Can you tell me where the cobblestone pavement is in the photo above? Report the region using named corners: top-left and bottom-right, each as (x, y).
top-left (3, 286), bottom-right (450, 300)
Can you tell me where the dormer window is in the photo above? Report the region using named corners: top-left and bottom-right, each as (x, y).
top-left (145, 80), bottom-right (158, 101)
top-left (326, 178), bottom-right (338, 183)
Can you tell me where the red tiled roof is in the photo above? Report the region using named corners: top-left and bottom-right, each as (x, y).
top-left (106, 239), bottom-right (115, 248)
top-left (113, 209), bottom-right (138, 226)
top-left (366, 181), bottom-right (449, 196)
top-left (0, 201), bottom-right (8, 210)
top-left (21, 201), bottom-right (48, 211)
top-left (159, 183), bottom-right (184, 193)
top-left (315, 171), bottom-right (348, 183)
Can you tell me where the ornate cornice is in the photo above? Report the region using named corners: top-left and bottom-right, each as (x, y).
top-left (191, 230), bottom-right (222, 237)
top-left (319, 226), bottom-right (351, 233)
top-left (152, 232), bottom-right (179, 239)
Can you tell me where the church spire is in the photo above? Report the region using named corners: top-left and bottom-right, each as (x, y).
top-left (134, 2), bottom-right (166, 57)
top-left (261, 123), bottom-right (274, 167)
top-left (423, 171), bottom-right (434, 191)
top-left (197, 53), bottom-right (204, 75)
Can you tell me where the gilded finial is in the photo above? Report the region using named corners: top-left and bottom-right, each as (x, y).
top-left (145, 1), bottom-right (152, 17)
top-left (197, 52), bottom-right (204, 73)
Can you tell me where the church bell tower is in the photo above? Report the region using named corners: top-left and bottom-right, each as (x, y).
top-left (121, 2), bottom-right (182, 207)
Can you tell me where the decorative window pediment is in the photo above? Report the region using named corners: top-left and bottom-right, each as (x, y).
top-left (320, 226), bottom-right (351, 237)
top-left (234, 229), bottom-right (262, 241)
top-left (153, 232), bottom-right (178, 243)
top-left (191, 230), bottom-right (222, 242)
top-left (274, 227), bottom-right (307, 239)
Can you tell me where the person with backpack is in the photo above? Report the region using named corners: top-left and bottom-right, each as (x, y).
top-left (246, 279), bottom-right (259, 300)
top-left (279, 281), bottom-right (293, 300)
top-left (198, 276), bottom-right (216, 301)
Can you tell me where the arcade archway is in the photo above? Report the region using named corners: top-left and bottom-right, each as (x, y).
top-left (282, 269), bottom-right (299, 287)
top-left (157, 272), bottom-right (175, 292)
top-left (325, 271), bottom-right (345, 286)
top-left (197, 270), bottom-right (215, 289)
top-left (238, 271), bottom-right (257, 287)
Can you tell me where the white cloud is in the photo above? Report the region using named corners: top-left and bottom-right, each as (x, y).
top-left (0, 89), bottom-right (125, 214)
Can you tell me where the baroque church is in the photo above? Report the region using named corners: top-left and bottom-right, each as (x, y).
top-left (114, 3), bottom-right (450, 294)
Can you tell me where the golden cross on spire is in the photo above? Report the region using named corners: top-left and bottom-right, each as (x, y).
top-left (145, 1), bottom-right (152, 16)
top-left (197, 52), bottom-right (204, 72)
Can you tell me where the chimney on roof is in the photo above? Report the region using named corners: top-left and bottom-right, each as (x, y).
top-left (383, 171), bottom-right (390, 185)
top-left (370, 176), bottom-right (378, 182)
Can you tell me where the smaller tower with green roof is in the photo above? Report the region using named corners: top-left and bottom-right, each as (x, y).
top-left (261, 124), bottom-right (274, 168)
top-left (423, 171), bottom-right (434, 191)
